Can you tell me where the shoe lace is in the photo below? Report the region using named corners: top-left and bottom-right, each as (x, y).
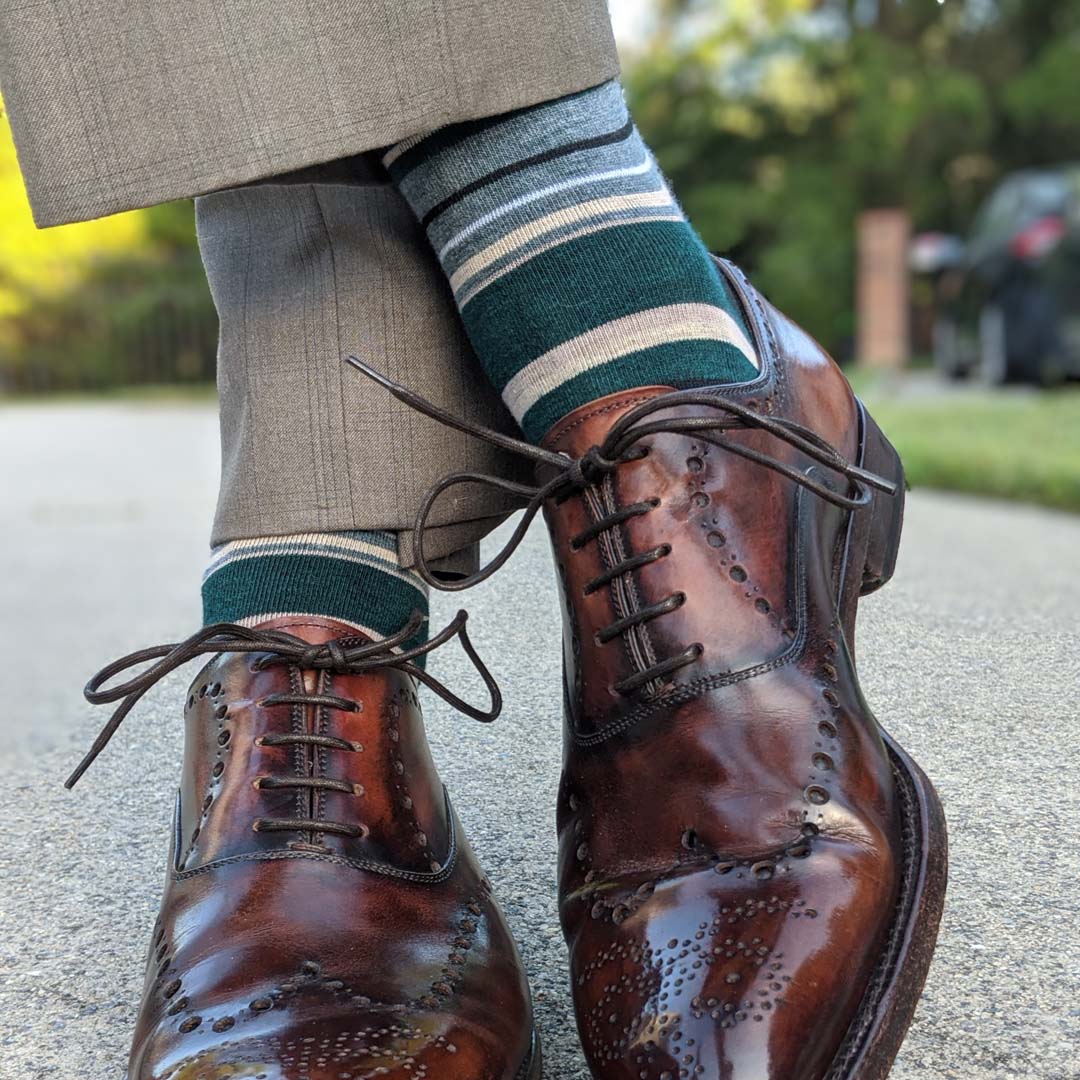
top-left (345, 356), bottom-right (897, 695)
top-left (66, 610), bottom-right (500, 838)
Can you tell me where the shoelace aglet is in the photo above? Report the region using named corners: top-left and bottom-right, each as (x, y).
top-left (343, 354), bottom-right (567, 470)
top-left (345, 354), bottom-right (407, 397)
top-left (847, 463), bottom-right (899, 497)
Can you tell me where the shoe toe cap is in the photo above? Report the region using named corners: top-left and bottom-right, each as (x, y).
top-left (134, 1001), bottom-right (522, 1080)
top-left (567, 839), bottom-right (896, 1080)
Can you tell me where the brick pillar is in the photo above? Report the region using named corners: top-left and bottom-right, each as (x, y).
top-left (856, 209), bottom-right (911, 369)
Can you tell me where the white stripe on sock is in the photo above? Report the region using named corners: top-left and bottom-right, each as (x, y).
top-left (437, 157), bottom-right (655, 262)
top-left (206, 532), bottom-right (398, 570)
top-left (381, 131), bottom-right (431, 168)
top-left (204, 534), bottom-right (423, 591)
top-left (235, 612), bottom-right (413, 651)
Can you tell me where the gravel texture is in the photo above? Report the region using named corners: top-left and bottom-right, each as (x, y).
top-left (1, 402), bottom-right (1077, 1079)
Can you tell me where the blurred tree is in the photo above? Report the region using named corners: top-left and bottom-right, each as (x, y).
top-left (625, 0), bottom-right (1080, 355)
top-left (0, 102), bottom-right (146, 320)
top-left (0, 99), bottom-right (215, 392)
top-left (4, 2), bottom-right (1080, 386)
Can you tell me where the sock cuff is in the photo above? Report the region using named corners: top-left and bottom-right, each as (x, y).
top-left (202, 531), bottom-right (428, 645)
top-left (382, 79), bottom-right (628, 184)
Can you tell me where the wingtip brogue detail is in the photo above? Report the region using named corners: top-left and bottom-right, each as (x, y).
top-left (76, 615), bottom-right (537, 1080)
top-left (536, 264), bottom-right (946, 1080)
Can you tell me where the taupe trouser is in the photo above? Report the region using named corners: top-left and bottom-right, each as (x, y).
top-left (197, 176), bottom-right (531, 571)
top-left (0, 1), bottom-right (621, 566)
top-left (0, 1), bottom-right (618, 227)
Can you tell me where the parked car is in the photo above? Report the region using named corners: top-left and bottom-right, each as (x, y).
top-left (911, 165), bottom-right (1080, 384)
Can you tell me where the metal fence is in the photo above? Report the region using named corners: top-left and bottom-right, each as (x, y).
top-left (0, 253), bottom-right (218, 394)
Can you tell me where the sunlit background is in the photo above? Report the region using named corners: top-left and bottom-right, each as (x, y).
top-left (2, 0), bottom-right (1078, 509)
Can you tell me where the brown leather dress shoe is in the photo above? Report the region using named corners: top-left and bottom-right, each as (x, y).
top-left (70, 614), bottom-right (540, 1080)
top-left (346, 257), bottom-right (947, 1080)
top-left (533, 263), bottom-right (947, 1080)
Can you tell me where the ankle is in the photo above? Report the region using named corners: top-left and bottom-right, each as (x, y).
top-left (201, 531), bottom-right (429, 651)
top-left (386, 78), bottom-right (760, 446)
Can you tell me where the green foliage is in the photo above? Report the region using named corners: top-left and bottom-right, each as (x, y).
top-left (6, 245), bottom-right (216, 392)
top-left (0, 199), bottom-right (216, 393)
top-left (625, 0), bottom-right (1080, 355)
top-left (853, 377), bottom-right (1080, 513)
top-left (1, 101), bottom-right (219, 391)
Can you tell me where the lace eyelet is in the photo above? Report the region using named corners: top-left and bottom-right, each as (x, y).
top-left (288, 840), bottom-right (331, 854)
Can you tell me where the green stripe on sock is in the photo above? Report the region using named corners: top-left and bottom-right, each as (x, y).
top-left (387, 79), bottom-right (760, 444)
top-left (460, 221), bottom-right (739, 391)
top-left (202, 553), bottom-right (428, 653)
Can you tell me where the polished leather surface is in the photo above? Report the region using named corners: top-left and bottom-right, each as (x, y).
top-left (542, 269), bottom-right (904, 1079)
top-left (132, 615), bottom-right (534, 1080)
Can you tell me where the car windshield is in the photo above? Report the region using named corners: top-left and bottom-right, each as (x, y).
top-left (970, 172), bottom-right (1070, 251)
top-left (1022, 174), bottom-right (1068, 218)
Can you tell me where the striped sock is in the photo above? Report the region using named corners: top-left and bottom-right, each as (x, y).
top-left (201, 530), bottom-right (428, 651)
top-left (384, 79), bottom-right (760, 443)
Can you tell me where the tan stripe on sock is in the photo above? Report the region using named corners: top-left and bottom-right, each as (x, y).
top-left (206, 533), bottom-right (423, 589)
top-left (381, 131), bottom-right (430, 168)
top-left (501, 303), bottom-right (760, 423)
top-left (448, 188), bottom-right (675, 294)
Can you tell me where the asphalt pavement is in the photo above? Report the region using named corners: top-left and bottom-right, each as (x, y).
top-left (1, 402), bottom-right (1077, 1079)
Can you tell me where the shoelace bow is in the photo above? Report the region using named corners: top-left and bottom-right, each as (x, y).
top-left (345, 356), bottom-right (898, 694)
top-left (66, 611), bottom-right (501, 833)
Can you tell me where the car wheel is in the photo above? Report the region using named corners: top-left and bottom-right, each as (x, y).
top-left (932, 316), bottom-right (967, 379)
top-left (1012, 284), bottom-right (1066, 386)
top-left (977, 304), bottom-right (1010, 385)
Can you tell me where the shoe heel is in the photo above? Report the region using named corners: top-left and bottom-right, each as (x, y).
top-left (857, 408), bottom-right (906, 596)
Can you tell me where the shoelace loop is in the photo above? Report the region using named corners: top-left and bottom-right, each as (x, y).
top-left (345, 356), bottom-right (898, 695)
top-left (344, 355), bottom-right (897, 592)
top-left (67, 609), bottom-right (501, 795)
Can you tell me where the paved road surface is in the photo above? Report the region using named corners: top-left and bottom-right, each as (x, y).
top-left (2, 402), bottom-right (1077, 1079)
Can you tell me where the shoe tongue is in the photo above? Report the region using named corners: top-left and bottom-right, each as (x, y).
top-left (248, 614), bottom-right (376, 645)
top-left (539, 385), bottom-right (676, 457)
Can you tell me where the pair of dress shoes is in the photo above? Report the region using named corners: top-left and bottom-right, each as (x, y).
top-left (72, 261), bottom-right (945, 1080)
